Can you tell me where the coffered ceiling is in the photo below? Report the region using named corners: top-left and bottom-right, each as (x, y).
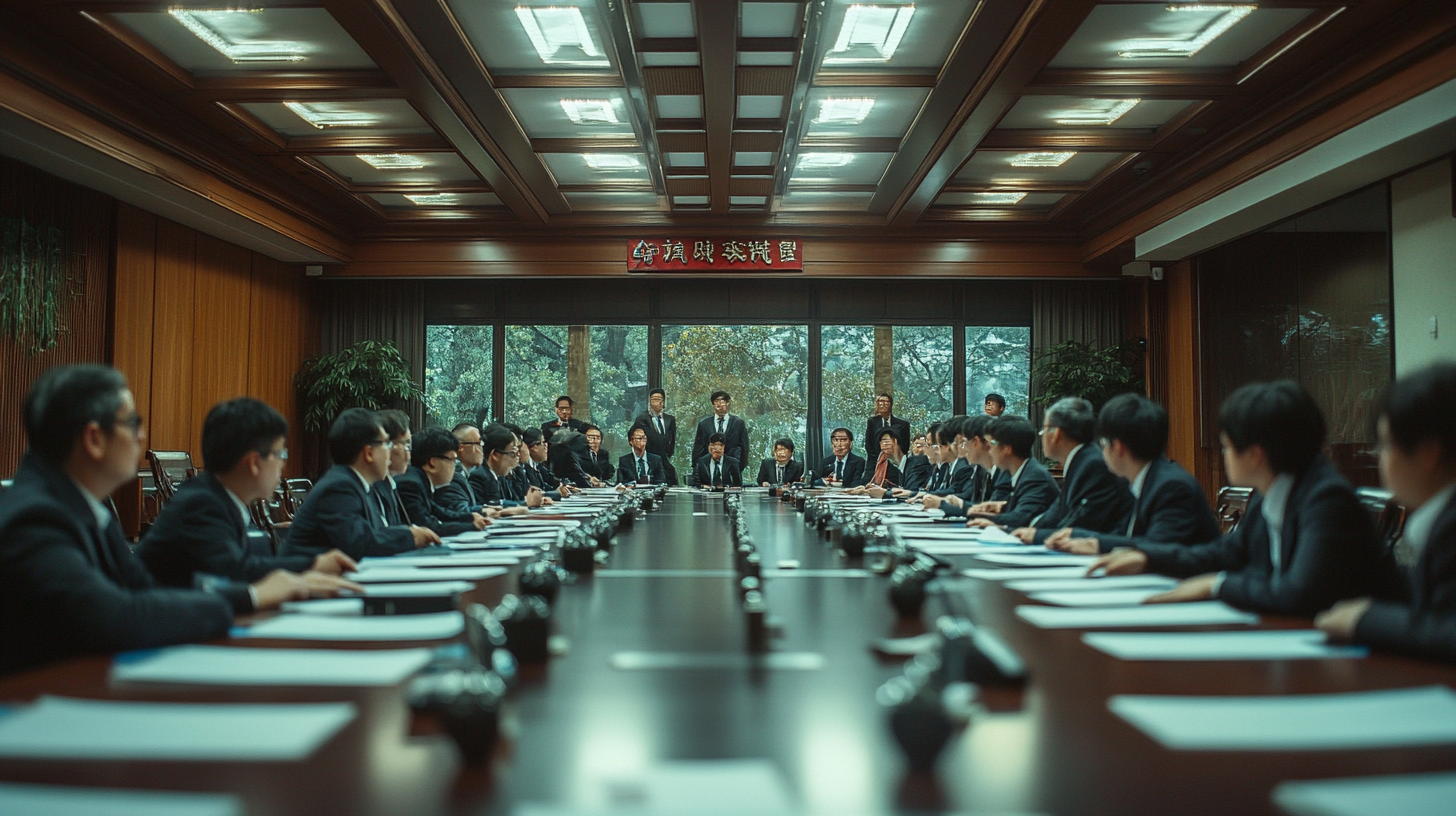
top-left (1, 0), bottom-right (1451, 260)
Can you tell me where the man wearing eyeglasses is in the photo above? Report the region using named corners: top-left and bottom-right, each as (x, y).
top-left (395, 427), bottom-right (491, 536)
top-left (472, 424), bottom-right (547, 508)
top-left (541, 395), bottom-right (587, 443)
top-left (1002, 397), bottom-right (1133, 545)
top-left (284, 408), bottom-right (441, 560)
top-left (435, 422), bottom-right (487, 518)
top-left (139, 397), bottom-right (360, 595)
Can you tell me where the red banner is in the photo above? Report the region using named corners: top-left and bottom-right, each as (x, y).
top-left (626, 238), bottom-right (802, 272)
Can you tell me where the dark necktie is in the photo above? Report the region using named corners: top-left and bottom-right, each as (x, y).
top-left (835, 459), bottom-right (843, 481)
top-left (713, 461), bottom-right (722, 486)
top-left (776, 465), bottom-right (783, 484)
top-left (638, 458), bottom-right (647, 483)
top-left (655, 415), bottom-right (664, 436)
top-left (717, 417), bottom-right (724, 435)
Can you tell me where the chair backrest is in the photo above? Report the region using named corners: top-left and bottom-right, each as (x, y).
top-left (1355, 486), bottom-right (1409, 563)
top-left (1215, 486), bottom-right (1254, 535)
top-left (283, 478), bottom-right (312, 515)
top-left (146, 450), bottom-right (196, 504)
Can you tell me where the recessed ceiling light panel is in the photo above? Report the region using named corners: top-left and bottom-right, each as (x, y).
top-left (169, 9), bottom-right (307, 63)
top-left (283, 101), bottom-right (377, 129)
top-left (1052, 98), bottom-right (1141, 126)
top-left (797, 152), bottom-right (854, 169)
top-left (814, 97), bottom-right (876, 125)
top-left (1008, 151), bottom-right (1076, 168)
top-left (357, 153), bottom-right (427, 169)
top-left (824, 4), bottom-right (915, 64)
top-left (404, 193), bottom-right (459, 206)
top-left (583, 153), bottom-right (641, 170)
top-left (515, 6), bottom-right (610, 67)
top-left (559, 99), bottom-right (620, 124)
top-left (967, 192), bottom-right (1028, 205)
top-left (1118, 4), bottom-right (1256, 59)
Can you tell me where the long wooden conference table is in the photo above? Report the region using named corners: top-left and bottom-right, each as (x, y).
top-left (1, 489), bottom-right (1454, 815)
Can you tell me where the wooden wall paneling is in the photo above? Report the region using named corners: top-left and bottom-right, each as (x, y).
top-left (248, 254), bottom-right (315, 478)
top-left (147, 218), bottom-right (196, 454)
top-left (189, 234), bottom-right (254, 467)
top-left (1161, 260), bottom-right (1219, 505)
top-left (111, 203), bottom-right (156, 435)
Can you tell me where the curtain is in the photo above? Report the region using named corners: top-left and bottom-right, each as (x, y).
top-left (317, 279), bottom-right (427, 429)
top-left (1029, 281), bottom-right (1126, 437)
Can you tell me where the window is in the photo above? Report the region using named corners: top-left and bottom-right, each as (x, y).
top-left (892, 325), bottom-right (953, 439)
top-left (966, 326), bottom-right (1031, 417)
top-left (588, 325), bottom-right (649, 459)
top-left (425, 325), bottom-right (494, 427)
top-left (661, 324), bottom-right (808, 476)
top-left (505, 325), bottom-right (568, 423)
top-left (820, 325), bottom-right (875, 451)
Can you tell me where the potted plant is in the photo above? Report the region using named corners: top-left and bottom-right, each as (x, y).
top-left (1030, 338), bottom-right (1146, 411)
top-left (295, 340), bottom-right (426, 433)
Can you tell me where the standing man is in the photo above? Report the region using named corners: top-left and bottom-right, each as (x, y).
top-left (617, 426), bottom-right (666, 485)
top-left (634, 388), bottom-right (679, 485)
top-left (983, 393), bottom-right (1007, 417)
top-left (541, 395), bottom-right (587, 442)
top-left (864, 393), bottom-right (911, 463)
top-left (692, 390), bottom-right (749, 475)
top-left (584, 425), bottom-right (614, 482)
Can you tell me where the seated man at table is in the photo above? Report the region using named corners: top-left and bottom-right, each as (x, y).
top-left (923, 415), bottom-right (995, 511)
top-left (694, 433), bottom-right (742, 488)
top-left (471, 424), bottom-right (547, 507)
top-left (617, 426), bottom-right (666, 486)
top-left (585, 424), bottom-right (615, 482)
top-left (372, 408), bottom-right (413, 526)
top-left (898, 434), bottom-right (932, 493)
top-left (1045, 394), bottom-right (1219, 554)
top-left (1090, 381), bottom-right (1404, 616)
top-left (395, 427), bottom-right (489, 537)
top-left (899, 422), bottom-right (947, 497)
top-left (962, 416), bottom-right (1060, 529)
top-left (815, 427), bottom-right (866, 488)
top-left (522, 427), bottom-right (570, 497)
top-left (757, 437), bottom-right (804, 486)
top-left (1318, 362), bottom-right (1456, 661)
top-left (1009, 397), bottom-right (1133, 545)
top-left (0, 365), bottom-right (315, 676)
top-left (284, 407), bottom-right (440, 560)
top-left (139, 397), bottom-right (358, 593)
top-left (548, 429), bottom-right (599, 489)
top-left (864, 427), bottom-right (904, 489)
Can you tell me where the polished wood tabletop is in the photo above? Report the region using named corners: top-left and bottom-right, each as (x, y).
top-left (1, 491), bottom-right (1454, 815)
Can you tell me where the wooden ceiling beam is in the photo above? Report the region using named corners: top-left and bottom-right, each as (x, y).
top-left (531, 137), bottom-right (641, 152)
top-left (811, 72), bottom-right (939, 88)
top-left (799, 136), bottom-right (901, 152)
top-left (491, 74), bottom-right (625, 88)
top-left (977, 129), bottom-right (1157, 151)
top-left (694, 0), bottom-right (738, 213)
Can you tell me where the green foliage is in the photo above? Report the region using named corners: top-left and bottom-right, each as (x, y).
top-left (296, 340), bottom-right (425, 432)
top-left (966, 326), bottom-right (1031, 416)
top-left (504, 325), bottom-right (567, 421)
top-left (425, 325), bottom-right (493, 427)
top-left (588, 325), bottom-right (648, 453)
top-left (0, 217), bottom-right (77, 355)
top-left (892, 325), bottom-right (954, 436)
top-left (1030, 339), bottom-right (1144, 411)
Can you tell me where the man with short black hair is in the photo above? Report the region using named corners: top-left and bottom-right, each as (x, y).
top-left (284, 408), bottom-right (440, 559)
top-left (865, 393), bottom-right (911, 463)
top-left (584, 424), bottom-right (614, 482)
top-left (757, 438), bottom-right (804, 486)
top-left (372, 408), bottom-right (413, 526)
top-left (634, 388), bottom-right (679, 485)
top-left (542, 395), bottom-right (587, 443)
top-left (0, 366), bottom-right (315, 676)
top-left (693, 391), bottom-right (749, 475)
top-left (983, 393), bottom-right (1007, 417)
top-left (140, 397), bottom-right (358, 592)
top-left (617, 426), bottom-right (666, 485)
top-left (472, 424), bottom-right (547, 507)
top-left (1092, 381), bottom-right (1402, 615)
top-left (1319, 362), bottom-right (1456, 661)
top-left (899, 434), bottom-right (932, 493)
top-left (921, 414), bottom-right (992, 510)
top-left (816, 427), bottom-right (866, 488)
top-left (1010, 397), bottom-right (1134, 545)
top-left (1046, 394), bottom-right (1219, 554)
top-left (693, 433), bottom-right (742, 488)
top-left (964, 416), bottom-right (1060, 528)
top-left (435, 422), bottom-right (486, 517)
top-left (521, 427), bottom-right (569, 497)
top-left (395, 427), bottom-right (489, 536)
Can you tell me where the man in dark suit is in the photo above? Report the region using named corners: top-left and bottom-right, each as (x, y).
top-left (284, 408), bottom-right (440, 560)
top-left (617, 426), bottom-right (666, 485)
top-left (548, 429), bottom-right (599, 488)
top-left (983, 392), bottom-right (1006, 417)
top-left (693, 434), bottom-right (742, 488)
top-left (634, 388), bottom-right (679, 485)
top-left (0, 366), bottom-right (314, 676)
top-left (921, 415), bottom-right (988, 509)
top-left (692, 390), bottom-right (749, 475)
top-left (815, 427), bottom-right (867, 488)
top-left (1046, 394), bottom-right (1219, 554)
top-left (436, 422), bottom-right (486, 517)
top-left (1319, 362), bottom-right (1456, 661)
top-left (585, 424), bottom-right (614, 482)
top-left (541, 395), bottom-right (587, 442)
top-left (959, 416), bottom-right (1059, 527)
top-left (899, 435), bottom-right (932, 493)
top-left (757, 437), bottom-right (805, 486)
top-left (396, 427), bottom-right (490, 537)
top-left (1092, 381), bottom-right (1404, 616)
top-left (864, 427), bottom-right (904, 488)
top-left (372, 409), bottom-right (414, 526)
top-left (522, 427), bottom-right (570, 498)
top-left (139, 397), bottom-right (357, 590)
top-left (1012, 398), bottom-right (1134, 545)
top-left (470, 424), bottom-right (547, 507)
top-left (864, 393), bottom-right (911, 463)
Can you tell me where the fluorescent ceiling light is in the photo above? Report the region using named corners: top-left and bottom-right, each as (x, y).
top-left (357, 153), bottom-right (427, 169)
top-left (282, 102), bottom-right (377, 129)
top-left (514, 6), bottom-right (610, 67)
top-left (168, 9), bottom-right (306, 63)
top-left (1118, 5), bottom-right (1256, 59)
top-left (583, 153), bottom-right (641, 170)
top-left (404, 193), bottom-right (459, 206)
top-left (797, 152), bottom-right (854, 169)
top-left (1008, 151), bottom-right (1076, 167)
top-left (815, 97), bottom-right (876, 125)
top-left (967, 192), bottom-right (1028, 205)
top-left (1052, 98), bottom-right (1141, 126)
top-left (824, 4), bottom-right (915, 64)
top-left (559, 99), bottom-right (619, 124)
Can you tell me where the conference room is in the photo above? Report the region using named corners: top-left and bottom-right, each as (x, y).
top-left (0, 0), bottom-right (1455, 814)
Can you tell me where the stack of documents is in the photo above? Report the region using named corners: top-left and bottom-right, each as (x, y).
top-left (1015, 602), bottom-right (1259, 629)
top-left (0, 697), bottom-right (355, 760)
top-left (1274, 771), bottom-right (1456, 816)
top-left (112, 646), bottom-right (434, 686)
top-left (1110, 685), bottom-right (1456, 750)
top-left (964, 566), bottom-right (1097, 581)
top-left (239, 611), bottom-right (464, 641)
top-left (971, 552), bottom-right (1099, 567)
top-left (1026, 588), bottom-right (1166, 607)
top-left (344, 566), bottom-right (508, 583)
top-left (0, 782), bottom-right (243, 816)
top-left (358, 553), bottom-right (520, 569)
top-left (1005, 575), bottom-right (1178, 593)
top-left (1083, 630), bottom-right (1368, 661)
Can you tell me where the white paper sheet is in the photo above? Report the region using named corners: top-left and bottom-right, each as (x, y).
top-left (279, 598), bottom-right (362, 616)
top-left (358, 554), bottom-right (520, 569)
top-left (1005, 575), bottom-right (1178, 593)
top-left (0, 783), bottom-right (243, 816)
top-left (490, 518), bottom-right (581, 528)
top-left (1110, 686), bottom-right (1456, 750)
top-left (344, 566), bottom-right (508, 583)
top-left (1027, 589), bottom-right (1164, 607)
top-left (450, 540), bottom-right (555, 552)
top-left (963, 566), bottom-right (1094, 581)
top-left (1015, 601), bottom-right (1259, 629)
top-left (0, 696), bottom-right (355, 761)
top-left (112, 646), bottom-right (433, 686)
top-left (972, 552), bottom-right (1099, 567)
top-left (515, 759), bottom-right (797, 816)
top-left (1083, 630), bottom-right (1369, 661)
top-left (1273, 771), bottom-right (1456, 816)
top-left (352, 580), bottom-right (477, 596)
top-left (240, 611), bottom-right (464, 641)
top-left (912, 544), bottom-right (1042, 556)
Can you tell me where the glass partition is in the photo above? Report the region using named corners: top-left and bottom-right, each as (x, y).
top-left (424, 324), bottom-right (494, 428)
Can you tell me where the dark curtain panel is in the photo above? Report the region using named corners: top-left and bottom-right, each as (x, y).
top-left (317, 279), bottom-right (427, 429)
top-left (1030, 281), bottom-right (1127, 436)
